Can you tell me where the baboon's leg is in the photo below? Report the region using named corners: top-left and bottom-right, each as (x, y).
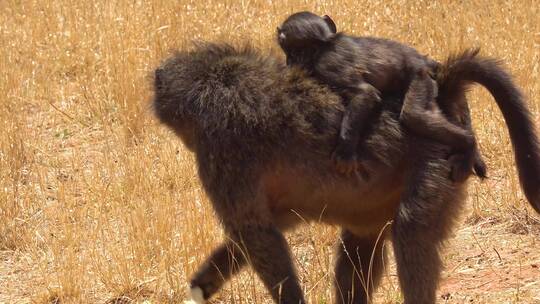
top-left (232, 225), bottom-right (305, 304)
top-left (392, 221), bottom-right (440, 304)
top-left (447, 147), bottom-right (486, 183)
top-left (189, 240), bottom-right (247, 302)
top-left (473, 148), bottom-right (487, 178)
top-left (334, 230), bottom-right (386, 304)
top-left (439, 93), bottom-right (486, 182)
top-left (400, 71), bottom-right (474, 152)
top-left (392, 147), bottom-right (464, 304)
top-left (333, 82), bottom-right (380, 177)
top-left (458, 103), bottom-right (487, 179)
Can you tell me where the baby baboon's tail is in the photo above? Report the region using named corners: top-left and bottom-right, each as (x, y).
top-left (437, 48), bottom-right (540, 213)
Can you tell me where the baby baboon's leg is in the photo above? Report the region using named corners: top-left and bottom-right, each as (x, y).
top-left (334, 230), bottom-right (386, 304)
top-left (450, 103), bottom-right (487, 181)
top-left (189, 240), bottom-right (247, 302)
top-left (433, 90), bottom-right (486, 182)
top-left (400, 70), bottom-right (474, 152)
top-left (392, 147), bottom-right (464, 304)
top-left (333, 83), bottom-right (381, 177)
top-left (447, 139), bottom-right (486, 183)
top-left (232, 225), bottom-right (305, 304)
top-left (473, 148), bottom-right (487, 178)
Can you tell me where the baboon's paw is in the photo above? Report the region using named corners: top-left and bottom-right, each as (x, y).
top-left (183, 286), bottom-right (205, 304)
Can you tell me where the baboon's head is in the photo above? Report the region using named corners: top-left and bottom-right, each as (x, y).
top-left (277, 11), bottom-right (337, 56)
top-left (153, 43), bottom-right (285, 151)
top-left (152, 51), bottom-right (202, 151)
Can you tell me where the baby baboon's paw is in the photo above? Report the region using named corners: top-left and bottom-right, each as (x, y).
top-left (332, 150), bottom-right (369, 181)
top-left (355, 162), bottom-right (371, 181)
top-left (473, 154), bottom-right (488, 179)
top-left (448, 153), bottom-right (473, 183)
top-left (335, 158), bottom-right (358, 177)
top-left (184, 286), bottom-right (206, 304)
top-left (332, 149), bottom-right (356, 174)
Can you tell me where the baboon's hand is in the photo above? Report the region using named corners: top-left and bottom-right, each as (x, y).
top-left (331, 148), bottom-right (370, 180)
top-left (183, 286), bottom-right (206, 304)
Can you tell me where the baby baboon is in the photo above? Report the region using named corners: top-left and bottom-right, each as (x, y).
top-left (277, 11), bottom-right (486, 180)
top-left (153, 43), bottom-right (540, 304)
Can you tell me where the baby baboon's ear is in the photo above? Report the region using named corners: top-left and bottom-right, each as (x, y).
top-left (323, 15), bottom-right (337, 33)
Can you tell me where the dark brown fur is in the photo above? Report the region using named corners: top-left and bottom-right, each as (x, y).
top-left (277, 11), bottom-right (486, 180)
top-left (153, 43), bottom-right (540, 304)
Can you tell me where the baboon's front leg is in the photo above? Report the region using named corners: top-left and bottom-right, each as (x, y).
top-left (334, 230), bottom-right (386, 304)
top-left (232, 225), bottom-right (305, 304)
top-left (187, 226), bottom-right (303, 304)
top-left (188, 240), bottom-right (247, 303)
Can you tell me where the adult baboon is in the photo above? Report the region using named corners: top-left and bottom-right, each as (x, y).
top-left (153, 43), bottom-right (540, 304)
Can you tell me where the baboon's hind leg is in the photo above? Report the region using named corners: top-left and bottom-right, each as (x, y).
top-left (392, 146), bottom-right (465, 304)
top-left (334, 230), bottom-right (386, 304)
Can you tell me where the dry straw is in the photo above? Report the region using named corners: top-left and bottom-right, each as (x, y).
top-left (1, 1), bottom-right (539, 303)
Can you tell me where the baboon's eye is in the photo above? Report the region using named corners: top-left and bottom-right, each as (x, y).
top-left (277, 28), bottom-right (286, 42)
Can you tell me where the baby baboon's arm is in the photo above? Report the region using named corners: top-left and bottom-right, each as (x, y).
top-left (333, 82), bottom-right (381, 177)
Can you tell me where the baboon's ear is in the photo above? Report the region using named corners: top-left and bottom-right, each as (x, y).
top-left (323, 15), bottom-right (337, 33)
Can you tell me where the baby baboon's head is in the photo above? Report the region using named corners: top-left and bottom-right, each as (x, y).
top-left (277, 11), bottom-right (337, 54)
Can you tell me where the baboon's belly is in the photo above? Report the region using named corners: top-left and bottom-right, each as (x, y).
top-left (262, 165), bottom-right (404, 235)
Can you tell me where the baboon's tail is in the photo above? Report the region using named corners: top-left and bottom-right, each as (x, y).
top-left (437, 48), bottom-right (540, 213)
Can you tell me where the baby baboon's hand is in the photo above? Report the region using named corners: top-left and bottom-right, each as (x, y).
top-left (332, 148), bottom-right (370, 180)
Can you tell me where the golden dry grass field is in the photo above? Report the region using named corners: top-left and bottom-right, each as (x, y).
top-left (1, 0), bottom-right (540, 303)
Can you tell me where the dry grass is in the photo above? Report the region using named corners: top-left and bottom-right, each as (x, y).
top-left (1, 0), bottom-right (539, 303)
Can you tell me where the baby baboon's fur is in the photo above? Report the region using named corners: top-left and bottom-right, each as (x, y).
top-left (153, 43), bottom-right (540, 304)
top-left (277, 11), bottom-right (486, 180)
